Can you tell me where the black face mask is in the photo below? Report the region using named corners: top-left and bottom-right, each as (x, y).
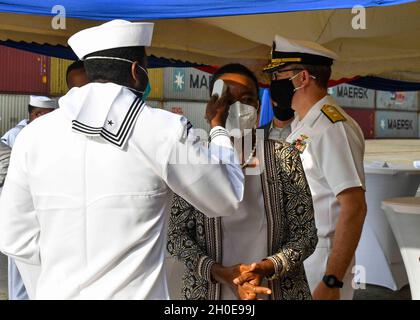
top-left (270, 79), bottom-right (295, 121)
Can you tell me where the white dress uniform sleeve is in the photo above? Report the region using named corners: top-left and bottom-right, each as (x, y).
top-left (0, 133), bottom-right (40, 265)
top-left (1, 127), bottom-right (19, 148)
top-left (163, 125), bottom-right (244, 218)
top-left (315, 123), bottom-right (365, 196)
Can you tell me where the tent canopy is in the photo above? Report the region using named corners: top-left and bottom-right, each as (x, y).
top-left (0, 0), bottom-right (419, 82)
top-left (0, 1), bottom-right (414, 20)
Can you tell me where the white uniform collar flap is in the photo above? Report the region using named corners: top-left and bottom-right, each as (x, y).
top-left (59, 82), bottom-right (145, 149)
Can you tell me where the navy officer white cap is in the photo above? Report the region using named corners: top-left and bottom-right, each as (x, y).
top-left (273, 35), bottom-right (338, 60)
top-left (29, 96), bottom-right (58, 109)
top-left (264, 35), bottom-right (339, 72)
top-left (68, 19), bottom-right (154, 60)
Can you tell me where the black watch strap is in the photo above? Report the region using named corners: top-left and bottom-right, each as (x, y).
top-left (322, 275), bottom-right (344, 288)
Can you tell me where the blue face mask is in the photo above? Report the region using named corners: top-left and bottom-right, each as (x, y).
top-left (142, 82), bottom-right (151, 101)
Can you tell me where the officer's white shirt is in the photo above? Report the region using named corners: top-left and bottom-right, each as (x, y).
top-left (0, 82), bottom-right (244, 300)
top-left (1, 119), bottom-right (29, 148)
top-left (286, 95), bottom-right (365, 239)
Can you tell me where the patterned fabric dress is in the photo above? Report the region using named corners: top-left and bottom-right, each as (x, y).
top-left (168, 140), bottom-right (318, 300)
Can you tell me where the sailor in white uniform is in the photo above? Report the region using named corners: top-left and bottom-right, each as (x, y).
top-left (264, 35), bottom-right (367, 300)
top-left (1, 96), bottom-right (57, 148)
top-left (1, 96), bottom-right (57, 300)
top-left (1, 119), bottom-right (28, 149)
top-left (0, 20), bottom-right (244, 300)
top-left (0, 140), bottom-right (10, 299)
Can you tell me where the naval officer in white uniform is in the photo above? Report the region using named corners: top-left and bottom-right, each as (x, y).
top-left (264, 35), bottom-right (367, 300)
top-left (0, 20), bottom-right (244, 300)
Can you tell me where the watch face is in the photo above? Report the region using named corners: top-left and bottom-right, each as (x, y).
top-left (327, 277), bottom-right (335, 286)
top-left (323, 275), bottom-right (343, 288)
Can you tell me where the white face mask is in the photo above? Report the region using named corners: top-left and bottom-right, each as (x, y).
top-left (225, 101), bottom-right (258, 138)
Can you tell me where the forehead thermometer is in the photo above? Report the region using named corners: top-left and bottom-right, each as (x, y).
top-left (212, 79), bottom-right (228, 98)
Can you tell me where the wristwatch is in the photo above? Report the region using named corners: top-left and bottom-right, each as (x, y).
top-left (322, 275), bottom-right (343, 288)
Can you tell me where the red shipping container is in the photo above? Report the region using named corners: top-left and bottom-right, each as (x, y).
top-left (0, 46), bottom-right (50, 95)
top-left (343, 107), bottom-right (375, 139)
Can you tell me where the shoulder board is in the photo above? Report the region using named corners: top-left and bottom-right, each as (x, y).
top-left (321, 104), bottom-right (346, 123)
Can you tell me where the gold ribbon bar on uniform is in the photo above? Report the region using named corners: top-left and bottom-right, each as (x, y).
top-left (263, 57), bottom-right (303, 71)
top-left (271, 57), bottom-right (303, 63)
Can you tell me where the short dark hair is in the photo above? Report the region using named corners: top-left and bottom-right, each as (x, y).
top-left (209, 63), bottom-right (259, 98)
top-left (294, 64), bottom-right (331, 89)
top-left (83, 46), bottom-right (146, 86)
top-left (28, 104), bottom-right (36, 115)
top-left (66, 60), bottom-right (85, 82)
top-left (27, 105), bottom-right (47, 115)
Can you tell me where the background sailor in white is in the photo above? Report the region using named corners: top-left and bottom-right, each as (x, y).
top-left (0, 20), bottom-right (244, 300)
top-left (0, 141), bottom-right (10, 300)
top-left (0, 96), bottom-right (57, 300)
top-left (1, 96), bottom-right (57, 148)
top-left (265, 35), bottom-right (367, 300)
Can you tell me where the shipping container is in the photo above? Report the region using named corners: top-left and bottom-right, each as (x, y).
top-left (376, 90), bottom-right (419, 112)
top-left (49, 60), bottom-right (164, 98)
top-left (0, 94), bottom-right (30, 136)
top-left (164, 68), bottom-right (212, 102)
top-left (0, 46), bottom-right (49, 95)
top-left (328, 84), bottom-right (375, 109)
top-left (50, 57), bottom-right (73, 96)
top-left (343, 107), bottom-right (375, 139)
top-left (148, 68), bottom-right (164, 100)
top-left (163, 101), bottom-right (210, 132)
top-left (375, 110), bottom-right (418, 138)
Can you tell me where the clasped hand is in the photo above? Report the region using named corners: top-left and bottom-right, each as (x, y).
top-left (211, 261), bottom-right (273, 300)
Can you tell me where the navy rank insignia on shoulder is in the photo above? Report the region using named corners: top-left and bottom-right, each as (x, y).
top-left (321, 104), bottom-right (346, 123)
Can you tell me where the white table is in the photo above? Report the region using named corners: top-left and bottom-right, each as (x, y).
top-left (382, 197), bottom-right (420, 300)
top-left (355, 164), bottom-right (420, 290)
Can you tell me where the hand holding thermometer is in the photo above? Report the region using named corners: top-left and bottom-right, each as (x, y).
top-left (206, 79), bottom-right (231, 128)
